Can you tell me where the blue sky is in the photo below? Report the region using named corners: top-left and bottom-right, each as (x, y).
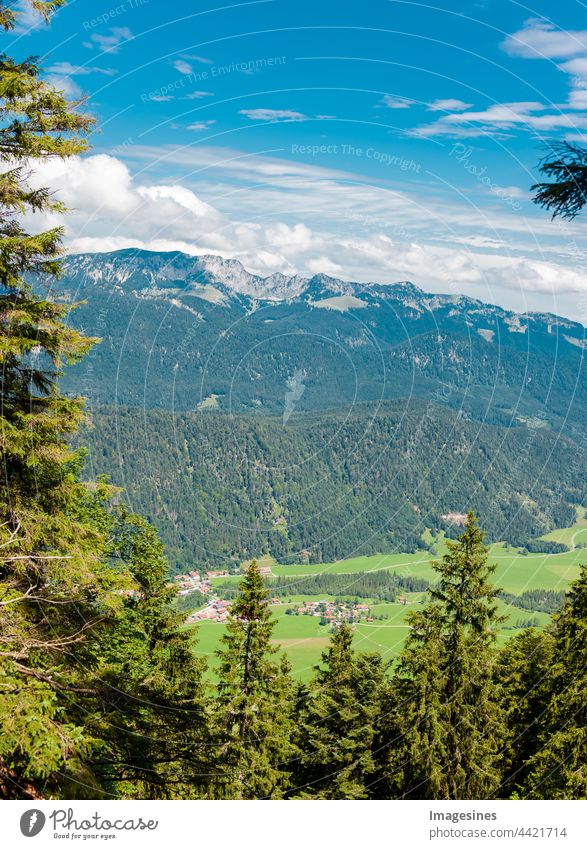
top-left (10, 0), bottom-right (587, 318)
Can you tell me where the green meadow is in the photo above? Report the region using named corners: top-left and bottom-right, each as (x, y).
top-left (191, 519), bottom-right (587, 680)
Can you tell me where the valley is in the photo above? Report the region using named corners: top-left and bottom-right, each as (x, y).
top-left (182, 514), bottom-right (587, 680)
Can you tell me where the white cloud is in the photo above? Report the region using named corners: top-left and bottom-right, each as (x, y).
top-left (427, 99), bottom-right (473, 111)
top-left (45, 75), bottom-right (83, 100)
top-left (502, 18), bottom-right (587, 59)
top-left (22, 147), bottom-right (587, 318)
top-left (502, 20), bottom-right (587, 114)
top-left (182, 54), bottom-right (214, 65)
top-left (306, 256), bottom-right (344, 275)
top-left (413, 101), bottom-right (587, 137)
top-left (85, 27), bottom-right (133, 54)
top-left (12, 0), bottom-right (45, 33)
top-left (172, 59), bottom-right (193, 75)
top-left (186, 120), bottom-right (216, 131)
top-left (239, 108), bottom-right (308, 122)
top-left (380, 95), bottom-right (413, 109)
top-left (559, 56), bottom-right (587, 77)
top-left (47, 61), bottom-right (117, 77)
top-left (185, 91), bottom-right (214, 100)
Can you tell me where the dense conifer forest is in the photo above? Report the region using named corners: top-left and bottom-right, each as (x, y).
top-left (80, 404), bottom-right (582, 571)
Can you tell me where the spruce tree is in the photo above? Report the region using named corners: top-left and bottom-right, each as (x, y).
top-left (210, 560), bottom-right (293, 798)
top-left (0, 2), bottom-right (208, 800)
top-left (394, 512), bottom-right (505, 799)
top-left (494, 627), bottom-right (554, 798)
top-left (0, 0), bottom-right (116, 795)
top-left (524, 564), bottom-right (587, 798)
top-left (531, 141), bottom-right (587, 219)
top-left (77, 511), bottom-right (209, 799)
top-left (293, 622), bottom-right (385, 799)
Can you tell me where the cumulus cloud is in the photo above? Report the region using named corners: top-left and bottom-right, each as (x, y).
top-left (502, 18), bottom-right (587, 59)
top-left (45, 74), bottom-right (83, 100)
top-left (22, 149), bottom-right (587, 318)
top-left (12, 0), bottom-right (45, 33)
top-left (502, 19), bottom-right (587, 114)
top-left (380, 95), bottom-right (414, 109)
top-left (84, 27), bottom-right (133, 53)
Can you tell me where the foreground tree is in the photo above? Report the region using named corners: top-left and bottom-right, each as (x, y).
top-left (292, 622), bottom-right (386, 799)
top-left (0, 0), bottom-right (107, 796)
top-left (494, 627), bottom-right (554, 798)
top-left (393, 512), bottom-right (505, 799)
top-left (0, 2), bottom-right (207, 799)
top-left (523, 564), bottom-right (587, 799)
top-left (77, 511), bottom-right (209, 799)
top-left (209, 561), bottom-right (294, 798)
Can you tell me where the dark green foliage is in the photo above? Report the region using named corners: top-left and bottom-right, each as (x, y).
top-left (499, 589), bottom-right (565, 615)
top-left (523, 564), bottom-right (587, 798)
top-left (495, 628), bottom-right (555, 798)
top-left (216, 570), bottom-right (429, 601)
top-left (525, 540), bottom-right (569, 554)
top-left (174, 590), bottom-right (207, 613)
top-left (532, 141), bottom-right (587, 220)
top-left (392, 513), bottom-right (506, 799)
top-left (78, 512), bottom-right (209, 800)
top-left (292, 622), bottom-right (386, 799)
top-left (209, 561), bottom-right (294, 799)
top-left (0, 0), bottom-right (107, 796)
top-left (0, 2), bottom-right (207, 800)
top-left (49, 249), bottom-right (587, 447)
top-left (79, 404), bottom-right (586, 571)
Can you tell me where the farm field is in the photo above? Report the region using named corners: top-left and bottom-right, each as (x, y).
top-left (189, 584), bottom-right (562, 682)
top-left (190, 517), bottom-right (587, 680)
top-left (212, 542), bottom-right (586, 593)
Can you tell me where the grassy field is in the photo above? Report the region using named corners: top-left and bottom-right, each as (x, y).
top-left (212, 543), bottom-right (585, 594)
top-left (191, 519), bottom-right (587, 681)
top-left (540, 507), bottom-right (587, 549)
top-left (189, 589), bottom-right (561, 682)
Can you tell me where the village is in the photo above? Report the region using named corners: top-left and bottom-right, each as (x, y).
top-left (171, 566), bottom-right (398, 627)
top-left (172, 569), bottom-right (232, 597)
top-left (186, 598), bottom-right (232, 623)
top-left (287, 599), bottom-right (374, 624)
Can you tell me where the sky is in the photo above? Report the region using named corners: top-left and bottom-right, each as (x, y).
top-left (9, 0), bottom-right (587, 319)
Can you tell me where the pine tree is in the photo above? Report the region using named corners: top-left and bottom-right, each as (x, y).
top-left (394, 512), bottom-right (505, 799)
top-left (77, 511), bottom-right (210, 799)
top-left (210, 560), bottom-right (293, 798)
top-left (494, 627), bottom-right (554, 798)
top-left (524, 564), bottom-right (587, 798)
top-left (0, 1), bottom-right (118, 795)
top-left (293, 622), bottom-right (385, 799)
top-left (531, 141), bottom-right (587, 219)
top-left (0, 2), bottom-right (208, 800)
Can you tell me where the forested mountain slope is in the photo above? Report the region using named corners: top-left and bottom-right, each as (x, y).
top-left (49, 249), bottom-right (587, 442)
top-left (80, 402), bottom-right (584, 571)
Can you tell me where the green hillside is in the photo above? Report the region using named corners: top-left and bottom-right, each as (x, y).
top-left (80, 402), bottom-right (585, 571)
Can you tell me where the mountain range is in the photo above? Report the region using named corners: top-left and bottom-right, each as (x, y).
top-left (40, 248), bottom-right (587, 569)
top-left (54, 249), bottom-right (587, 440)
